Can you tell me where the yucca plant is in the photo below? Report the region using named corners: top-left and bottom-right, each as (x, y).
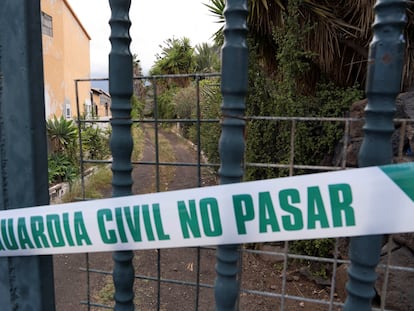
top-left (46, 115), bottom-right (78, 154)
top-left (46, 115), bottom-right (79, 185)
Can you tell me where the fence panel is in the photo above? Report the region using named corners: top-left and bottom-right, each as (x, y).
top-left (0, 0), bottom-right (410, 310)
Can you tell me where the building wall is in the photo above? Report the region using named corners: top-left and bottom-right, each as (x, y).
top-left (91, 89), bottom-right (111, 118)
top-left (41, 0), bottom-right (91, 120)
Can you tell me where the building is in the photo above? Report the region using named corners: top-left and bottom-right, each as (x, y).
top-left (40, 0), bottom-right (91, 119)
top-left (91, 88), bottom-right (111, 119)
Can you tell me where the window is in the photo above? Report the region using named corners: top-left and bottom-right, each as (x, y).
top-left (41, 12), bottom-right (53, 37)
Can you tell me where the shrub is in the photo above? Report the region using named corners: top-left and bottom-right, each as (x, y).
top-left (48, 153), bottom-right (78, 185)
top-left (173, 86), bottom-right (197, 138)
top-left (46, 115), bottom-right (78, 157)
top-left (82, 125), bottom-right (110, 160)
top-left (189, 78), bottom-right (221, 164)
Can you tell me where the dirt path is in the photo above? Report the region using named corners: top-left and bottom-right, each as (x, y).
top-left (54, 127), bottom-right (215, 310)
top-left (54, 127), bottom-right (337, 310)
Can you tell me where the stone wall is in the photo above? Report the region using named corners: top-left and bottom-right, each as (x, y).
top-left (333, 91), bottom-right (414, 167)
top-left (334, 92), bottom-right (414, 310)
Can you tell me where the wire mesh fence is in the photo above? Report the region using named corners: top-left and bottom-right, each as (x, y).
top-left (56, 74), bottom-right (414, 311)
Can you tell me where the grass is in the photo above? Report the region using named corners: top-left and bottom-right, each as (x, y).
top-left (88, 125), bottom-right (178, 308)
top-left (61, 166), bottom-right (112, 202)
top-left (141, 125), bottom-right (176, 192)
top-left (61, 125), bottom-right (146, 203)
top-left (132, 124), bottom-right (145, 162)
top-left (93, 276), bottom-right (115, 308)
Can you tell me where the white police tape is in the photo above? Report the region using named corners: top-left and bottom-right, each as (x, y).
top-left (0, 162), bottom-right (413, 256)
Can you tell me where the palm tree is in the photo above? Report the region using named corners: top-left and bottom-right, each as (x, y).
top-left (150, 37), bottom-right (196, 87)
top-left (194, 42), bottom-right (221, 72)
top-left (151, 37), bottom-right (195, 74)
top-left (205, 0), bottom-right (414, 90)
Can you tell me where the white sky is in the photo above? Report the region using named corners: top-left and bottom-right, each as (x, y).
top-left (68, 0), bottom-right (219, 77)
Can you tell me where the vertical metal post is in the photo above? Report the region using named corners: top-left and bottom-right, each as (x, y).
top-left (153, 78), bottom-right (161, 193)
top-left (75, 80), bottom-right (86, 200)
top-left (214, 1), bottom-right (248, 310)
top-left (195, 76), bottom-right (202, 310)
top-left (0, 1), bottom-right (55, 310)
top-left (108, 1), bottom-right (135, 310)
top-left (196, 75), bottom-right (202, 186)
top-left (343, 0), bottom-right (407, 310)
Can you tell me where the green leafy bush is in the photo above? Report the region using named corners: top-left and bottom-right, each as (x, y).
top-left (46, 115), bottom-right (77, 156)
top-left (173, 86), bottom-right (197, 138)
top-left (245, 1), bottom-right (363, 180)
top-left (188, 78), bottom-right (221, 164)
top-left (48, 153), bottom-right (78, 184)
top-left (243, 0), bottom-right (362, 261)
top-left (46, 115), bottom-right (79, 184)
top-left (289, 238), bottom-right (335, 258)
top-left (156, 88), bottom-right (176, 120)
top-left (82, 125), bottom-right (110, 160)
top-left (131, 94), bottom-right (145, 119)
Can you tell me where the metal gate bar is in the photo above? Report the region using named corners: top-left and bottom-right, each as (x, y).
top-left (344, 1), bottom-right (407, 310)
top-left (74, 71), bottom-right (414, 310)
top-left (215, 2), bottom-right (248, 309)
top-left (108, 1), bottom-right (135, 310)
top-left (0, 1), bottom-right (55, 310)
top-left (0, 0), bottom-right (411, 310)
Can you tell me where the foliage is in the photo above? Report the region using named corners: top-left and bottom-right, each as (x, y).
top-left (46, 115), bottom-right (79, 184)
top-left (148, 38), bottom-right (221, 124)
top-left (188, 78), bottom-right (222, 164)
top-left (81, 125), bottom-right (110, 160)
top-left (312, 82), bottom-right (363, 155)
top-left (150, 37), bottom-right (195, 88)
top-left (132, 54), bottom-right (147, 102)
top-left (48, 153), bottom-right (78, 184)
top-left (46, 115), bottom-right (78, 155)
top-left (131, 94), bottom-right (145, 119)
top-left (204, 0), bottom-right (226, 46)
top-left (148, 37), bottom-right (196, 119)
top-left (289, 238), bottom-right (335, 258)
top-left (62, 166), bottom-right (112, 202)
top-left (205, 0), bottom-right (414, 90)
top-left (156, 88), bottom-right (176, 120)
top-left (131, 125), bottom-right (144, 162)
top-left (194, 43), bottom-right (221, 73)
top-left (245, 44), bottom-right (282, 180)
top-left (46, 114), bottom-right (112, 185)
top-left (94, 276), bottom-right (115, 307)
top-left (245, 2), bottom-right (363, 180)
top-left (240, 1), bottom-right (364, 261)
top-left (174, 87), bottom-right (196, 120)
top-left (289, 238), bottom-right (336, 279)
top-left (173, 86), bottom-right (197, 138)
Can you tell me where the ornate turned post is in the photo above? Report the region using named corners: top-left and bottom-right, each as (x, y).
top-left (214, 1), bottom-right (248, 310)
top-left (343, 1), bottom-right (407, 310)
top-left (108, 1), bottom-right (135, 310)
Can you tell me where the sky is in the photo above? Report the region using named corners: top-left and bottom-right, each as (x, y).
top-left (68, 0), bottom-right (220, 78)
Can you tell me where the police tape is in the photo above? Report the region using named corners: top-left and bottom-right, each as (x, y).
top-left (0, 162), bottom-right (413, 256)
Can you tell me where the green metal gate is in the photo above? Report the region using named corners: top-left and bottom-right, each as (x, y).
top-left (0, 0), bottom-right (412, 310)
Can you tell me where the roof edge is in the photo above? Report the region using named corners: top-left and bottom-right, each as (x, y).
top-left (63, 0), bottom-right (91, 40)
